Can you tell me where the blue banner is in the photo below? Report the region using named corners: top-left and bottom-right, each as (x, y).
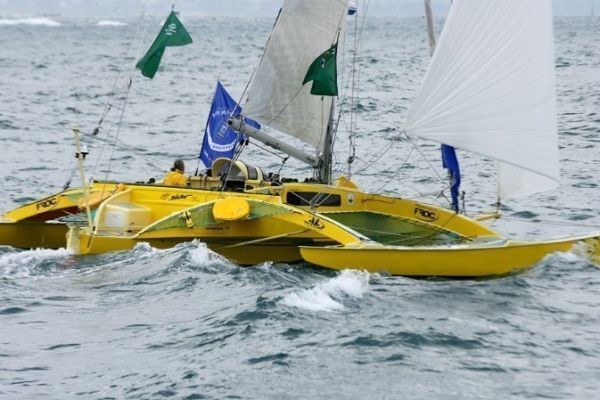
top-left (199, 81), bottom-right (259, 168)
top-left (441, 144), bottom-right (461, 212)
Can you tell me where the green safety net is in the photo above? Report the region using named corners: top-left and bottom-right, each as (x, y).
top-left (324, 211), bottom-right (464, 246)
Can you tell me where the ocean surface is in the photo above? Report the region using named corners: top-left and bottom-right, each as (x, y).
top-left (1, 13), bottom-right (600, 399)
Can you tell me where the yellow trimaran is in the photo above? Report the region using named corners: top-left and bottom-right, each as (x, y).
top-left (1, 0), bottom-right (599, 277)
top-left (1, 163), bottom-right (598, 277)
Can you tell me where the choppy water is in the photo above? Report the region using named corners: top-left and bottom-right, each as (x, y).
top-left (1, 14), bottom-right (600, 399)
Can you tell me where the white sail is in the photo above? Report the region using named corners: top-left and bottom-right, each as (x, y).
top-left (243, 0), bottom-right (348, 154)
top-left (405, 0), bottom-right (560, 199)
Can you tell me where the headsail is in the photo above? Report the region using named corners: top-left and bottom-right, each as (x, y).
top-left (242, 0), bottom-right (348, 153)
top-left (405, 0), bottom-right (559, 199)
top-left (424, 0), bottom-right (462, 211)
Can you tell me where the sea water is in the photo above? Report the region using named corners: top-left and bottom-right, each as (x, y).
top-left (1, 15), bottom-right (600, 399)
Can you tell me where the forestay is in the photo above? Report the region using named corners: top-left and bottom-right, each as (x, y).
top-left (405, 0), bottom-right (559, 199)
top-left (243, 0), bottom-right (348, 154)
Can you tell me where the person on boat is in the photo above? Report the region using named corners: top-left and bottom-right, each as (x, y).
top-left (163, 159), bottom-right (187, 187)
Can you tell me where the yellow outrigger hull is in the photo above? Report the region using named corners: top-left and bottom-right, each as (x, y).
top-left (300, 234), bottom-right (600, 277)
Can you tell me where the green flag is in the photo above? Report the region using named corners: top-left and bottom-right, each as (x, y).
top-left (136, 11), bottom-right (193, 79)
top-left (302, 42), bottom-right (338, 96)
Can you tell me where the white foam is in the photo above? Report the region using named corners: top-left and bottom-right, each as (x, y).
top-left (1, 248), bottom-right (72, 278)
top-left (97, 20), bottom-right (127, 26)
top-left (0, 17), bottom-right (62, 27)
top-left (281, 270), bottom-right (370, 312)
top-left (187, 241), bottom-right (230, 266)
top-left (555, 251), bottom-right (583, 263)
top-left (257, 261), bottom-right (273, 270)
top-left (132, 242), bottom-right (161, 254)
top-left (548, 241), bottom-right (599, 264)
top-left (189, 243), bottom-right (212, 265)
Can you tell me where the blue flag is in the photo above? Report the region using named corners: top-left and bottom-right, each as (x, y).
top-left (441, 144), bottom-right (461, 212)
top-left (199, 82), bottom-right (260, 168)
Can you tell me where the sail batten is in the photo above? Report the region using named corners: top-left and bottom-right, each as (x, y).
top-left (243, 0), bottom-right (348, 153)
top-left (405, 0), bottom-right (559, 199)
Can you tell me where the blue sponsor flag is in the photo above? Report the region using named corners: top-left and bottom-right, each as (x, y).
top-left (441, 144), bottom-right (461, 212)
top-left (199, 81), bottom-right (260, 168)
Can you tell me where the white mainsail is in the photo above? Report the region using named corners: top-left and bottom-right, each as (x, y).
top-left (405, 0), bottom-right (560, 199)
top-left (243, 0), bottom-right (348, 154)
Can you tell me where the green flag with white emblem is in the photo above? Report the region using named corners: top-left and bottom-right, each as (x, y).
top-left (302, 42), bottom-right (338, 96)
top-left (136, 11), bottom-right (193, 79)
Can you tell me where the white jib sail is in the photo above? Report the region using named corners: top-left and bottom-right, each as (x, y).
top-left (405, 0), bottom-right (560, 199)
top-left (243, 0), bottom-right (348, 154)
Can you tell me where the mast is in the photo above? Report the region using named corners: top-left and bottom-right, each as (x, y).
top-left (347, 2), bottom-right (360, 178)
top-left (319, 100), bottom-right (335, 183)
top-left (424, 0), bottom-right (437, 54)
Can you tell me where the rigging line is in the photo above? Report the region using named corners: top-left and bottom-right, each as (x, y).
top-left (248, 140), bottom-right (288, 161)
top-left (346, 0), bottom-right (371, 177)
top-left (62, 158), bottom-right (78, 190)
top-left (217, 140), bottom-right (248, 196)
top-left (310, 191), bottom-right (337, 210)
top-left (276, 156), bottom-right (290, 178)
top-left (87, 133), bottom-right (169, 172)
top-left (98, 0), bottom-right (156, 196)
top-left (90, 1), bottom-right (152, 179)
top-left (368, 141), bottom-right (415, 192)
top-left (369, 143), bottom-right (449, 208)
top-left (218, 229), bottom-right (310, 249)
top-left (402, 132), bottom-right (447, 184)
top-left (403, 189), bottom-right (449, 201)
top-left (90, 79), bottom-right (136, 177)
top-left (353, 140), bottom-right (395, 174)
top-left (226, 62), bottom-right (256, 144)
top-left (336, 2), bottom-right (368, 120)
top-left (384, 186), bottom-right (447, 202)
top-left (92, 0), bottom-right (151, 139)
top-left (401, 184), bottom-right (448, 208)
top-left (102, 77), bottom-right (134, 189)
top-left (286, 190), bottom-right (313, 207)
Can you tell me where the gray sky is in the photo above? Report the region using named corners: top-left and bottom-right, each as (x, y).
top-left (0, 0), bottom-right (598, 18)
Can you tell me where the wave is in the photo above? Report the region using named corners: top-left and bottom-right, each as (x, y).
top-left (0, 17), bottom-right (62, 27)
top-left (97, 20), bottom-right (128, 27)
top-left (281, 269), bottom-right (370, 312)
top-left (0, 248), bottom-right (73, 278)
